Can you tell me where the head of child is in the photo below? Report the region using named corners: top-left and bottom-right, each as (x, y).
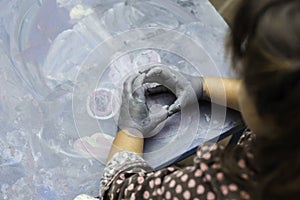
top-left (229, 0), bottom-right (300, 199)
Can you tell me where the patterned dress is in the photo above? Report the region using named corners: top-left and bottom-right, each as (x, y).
top-left (75, 131), bottom-right (255, 200)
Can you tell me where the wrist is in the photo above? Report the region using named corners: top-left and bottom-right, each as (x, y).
top-left (188, 75), bottom-right (204, 100)
top-left (107, 129), bottom-right (144, 162)
top-left (202, 77), bottom-right (210, 101)
top-left (117, 127), bottom-right (143, 138)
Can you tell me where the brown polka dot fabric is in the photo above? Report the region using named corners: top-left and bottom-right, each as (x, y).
top-left (102, 138), bottom-right (255, 200)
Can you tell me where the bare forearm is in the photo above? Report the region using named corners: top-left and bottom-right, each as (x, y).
top-left (203, 77), bottom-right (241, 111)
top-left (106, 130), bottom-right (144, 163)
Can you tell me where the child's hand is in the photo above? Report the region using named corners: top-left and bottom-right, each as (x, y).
top-left (141, 65), bottom-right (201, 116)
top-left (118, 73), bottom-right (168, 138)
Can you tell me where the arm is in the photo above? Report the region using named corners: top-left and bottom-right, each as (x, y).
top-left (106, 77), bottom-right (241, 162)
top-left (106, 130), bottom-right (143, 163)
top-left (142, 66), bottom-right (241, 113)
top-left (91, 72), bottom-right (245, 200)
top-left (96, 74), bottom-right (167, 198)
top-left (203, 77), bottom-right (241, 111)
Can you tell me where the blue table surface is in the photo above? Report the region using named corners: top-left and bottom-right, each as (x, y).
top-left (0, 0), bottom-right (239, 199)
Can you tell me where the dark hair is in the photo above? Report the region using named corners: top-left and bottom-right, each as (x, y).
top-left (227, 0), bottom-right (300, 199)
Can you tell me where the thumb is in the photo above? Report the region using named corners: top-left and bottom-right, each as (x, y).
top-left (168, 90), bottom-right (196, 116)
top-left (144, 106), bottom-right (168, 138)
top-left (149, 106), bottom-right (169, 125)
top-left (168, 97), bottom-right (183, 116)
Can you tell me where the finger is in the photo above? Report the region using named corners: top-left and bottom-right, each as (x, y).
top-left (145, 67), bottom-right (163, 80)
top-left (146, 85), bottom-right (171, 95)
top-left (168, 98), bottom-right (182, 116)
top-left (143, 67), bottom-right (170, 84)
top-left (123, 74), bottom-right (139, 98)
top-left (149, 106), bottom-right (168, 125)
top-left (133, 73), bottom-right (146, 90)
top-left (133, 73), bottom-right (146, 102)
top-left (144, 67), bottom-right (178, 92)
top-left (139, 64), bottom-right (163, 74)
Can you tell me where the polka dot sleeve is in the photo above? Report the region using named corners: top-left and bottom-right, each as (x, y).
top-left (101, 143), bottom-right (253, 200)
top-left (99, 151), bottom-right (153, 199)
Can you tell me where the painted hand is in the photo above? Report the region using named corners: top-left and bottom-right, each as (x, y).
top-left (118, 73), bottom-right (169, 138)
top-left (142, 65), bottom-right (202, 116)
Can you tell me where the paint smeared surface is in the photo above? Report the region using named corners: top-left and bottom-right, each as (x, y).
top-left (0, 0), bottom-right (240, 199)
top-left (73, 133), bottom-right (114, 161)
